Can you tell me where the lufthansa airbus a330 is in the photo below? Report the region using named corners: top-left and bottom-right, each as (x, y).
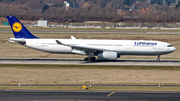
top-left (7, 16), bottom-right (176, 61)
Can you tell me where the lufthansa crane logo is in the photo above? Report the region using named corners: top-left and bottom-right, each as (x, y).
top-left (12, 22), bottom-right (22, 32)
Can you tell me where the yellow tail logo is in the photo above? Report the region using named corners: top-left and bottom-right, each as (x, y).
top-left (12, 22), bottom-right (22, 32)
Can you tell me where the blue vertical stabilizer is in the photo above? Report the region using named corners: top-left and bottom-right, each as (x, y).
top-left (7, 16), bottom-right (39, 39)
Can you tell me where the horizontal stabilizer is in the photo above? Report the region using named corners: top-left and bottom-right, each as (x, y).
top-left (9, 38), bottom-right (26, 45)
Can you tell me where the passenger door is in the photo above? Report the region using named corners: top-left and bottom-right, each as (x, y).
top-left (158, 43), bottom-right (163, 51)
top-left (126, 43), bottom-right (131, 49)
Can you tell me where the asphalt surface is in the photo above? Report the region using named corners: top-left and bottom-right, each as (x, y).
top-left (1, 30), bottom-right (180, 34)
top-left (0, 90), bottom-right (180, 101)
top-left (0, 58), bottom-right (180, 66)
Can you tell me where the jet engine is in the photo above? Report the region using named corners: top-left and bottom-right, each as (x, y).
top-left (98, 52), bottom-right (118, 60)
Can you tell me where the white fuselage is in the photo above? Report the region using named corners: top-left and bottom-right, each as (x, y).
top-left (13, 38), bottom-right (176, 56)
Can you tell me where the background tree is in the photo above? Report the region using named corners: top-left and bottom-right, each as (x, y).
top-left (42, 5), bottom-right (49, 14)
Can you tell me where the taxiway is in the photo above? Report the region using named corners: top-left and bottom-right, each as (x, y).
top-left (0, 90), bottom-right (180, 101)
top-left (0, 58), bottom-right (180, 66)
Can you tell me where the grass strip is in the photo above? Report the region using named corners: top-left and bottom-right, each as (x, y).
top-left (2, 26), bottom-right (180, 32)
top-left (1, 86), bottom-right (180, 91)
top-left (0, 64), bottom-right (179, 70)
top-left (0, 64), bottom-right (180, 90)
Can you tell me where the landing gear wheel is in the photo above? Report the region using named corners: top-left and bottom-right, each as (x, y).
top-left (84, 57), bottom-right (89, 61)
top-left (157, 59), bottom-right (160, 61)
top-left (84, 57), bottom-right (96, 61)
top-left (90, 57), bottom-right (96, 61)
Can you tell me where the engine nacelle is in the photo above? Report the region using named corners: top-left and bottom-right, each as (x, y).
top-left (98, 52), bottom-right (118, 60)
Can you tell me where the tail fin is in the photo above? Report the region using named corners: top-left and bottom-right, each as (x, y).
top-left (7, 16), bottom-right (39, 39)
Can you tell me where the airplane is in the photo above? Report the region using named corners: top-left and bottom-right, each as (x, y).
top-left (7, 16), bottom-right (176, 61)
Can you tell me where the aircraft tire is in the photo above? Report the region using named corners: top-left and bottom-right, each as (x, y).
top-left (157, 59), bottom-right (160, 61)
top-left (90, 57), bottom-right (96, 61)
top-left (84, 57), bottom-right (89, 61)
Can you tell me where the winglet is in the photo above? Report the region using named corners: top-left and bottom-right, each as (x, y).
top-left (7, 16), bottom-right (39, 39)
top-left (56, 40), bottom-right (63, 45)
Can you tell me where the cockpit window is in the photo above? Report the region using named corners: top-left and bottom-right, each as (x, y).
top-left (167, 45), bottom-right (173, 47)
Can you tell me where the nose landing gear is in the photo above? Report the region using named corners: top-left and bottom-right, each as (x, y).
top-left (157, 55), bottom-right (160, 61)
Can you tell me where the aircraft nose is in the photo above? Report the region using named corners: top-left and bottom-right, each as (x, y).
top-left (172, 47), bottom-right (176, 52)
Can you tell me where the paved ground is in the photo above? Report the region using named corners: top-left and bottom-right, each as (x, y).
top-left (0, 58), bottom-right (180, 66)
top-left (0, 90), bottom-right (180, 101)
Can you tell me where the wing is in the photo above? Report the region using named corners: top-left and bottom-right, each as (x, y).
top-left (56, 40), bottom-right (104, 53)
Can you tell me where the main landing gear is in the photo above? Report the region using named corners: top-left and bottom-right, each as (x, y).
top-left (84, 57), bottom-right (96, 61)
top-left (84, 52), bottom-right (96, 61)
top-left (157, 55), bottom-right (160, 61)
